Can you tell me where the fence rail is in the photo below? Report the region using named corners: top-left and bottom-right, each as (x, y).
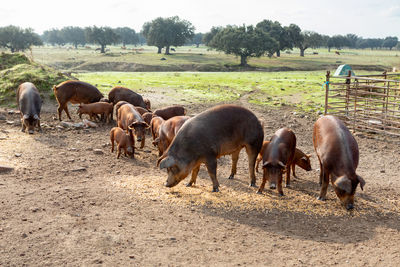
top-left (324, 71), bottom-right (400, 140)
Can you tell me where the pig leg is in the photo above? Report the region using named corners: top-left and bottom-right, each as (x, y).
top-left (187, 165), bottom-right (200, 187)
top-left (63, 104), bottom-right (72, 120)
top-left (57, 105), bottom-right (63, 121)
top-left (228, 148), bottom-right (241, 179)
top-left (205, 158), bottom-right (219, 192)
top-left (257, 168), bottom-right (267, 194)
top-left (140, 137), bottom-right (145, 149)
top-left (319, 161), bottom-right (323, 186)
top-left (117, 145), bottom-right (122, 159)
top-left (292, 163), bottom-right (297, 178)
top-left (110, 135), bottom-right (115, 152)
top-left (37, 119), bottom-right (42, 132)
top-left (255, 154), bottom-right (262, 173)
top-left (285, 165), bottom-right (291, 187)
top-left (277, 175), bottom-right (284, 196)
top-left (318, 167), bottom-right (329, 201)
top-left (245, 145), bottom-right (258, 187)
top-left (21, 119), bottom-right (26, 132)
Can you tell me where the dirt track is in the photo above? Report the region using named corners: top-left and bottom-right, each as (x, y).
top-left (1, 97), bottom-right (400, 266)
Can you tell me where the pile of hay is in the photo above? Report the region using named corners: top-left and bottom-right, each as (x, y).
top-left (0, 53), bottom-right (69, 105)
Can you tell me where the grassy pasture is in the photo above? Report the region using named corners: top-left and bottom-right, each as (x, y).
top-left (28, 45), bottom-right (400, 72)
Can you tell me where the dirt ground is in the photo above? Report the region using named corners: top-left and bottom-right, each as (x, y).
top-left (1, 94), bottom-right (400, 266)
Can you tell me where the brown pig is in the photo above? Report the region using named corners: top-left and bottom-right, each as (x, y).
top-left (110, 127), bottom-right (135, 158)
top-left (256, 141), bottom-right (311, 177)
top-left (108, 86), bottom-right (147, 109)
top-left (53, 80), bottom-right (103, 121)
top-left (143, 98), bottom-right (151, 110)
top-left (117, 103), bottom-right (149, 148)
top-left (77, 102), bottom-right (113, 122)
top-left (157, 104), bottom-right (263, 192)
top-left (257, 128), bottom-right (296, 196)
top-left (142, 112), bottom-right (153, 127)
top-left (153, 116), bottom-right (190, 156)
top-left (114, 100), bottom-right (129, 118)
top-left (150, 116), bottom-right (164, 142)
top-left (153, 105), bottom-right (186, 120)
top-left (313, 115), bottom-right (365, 210)
top-left (134, 106), bottom-right (151, 115)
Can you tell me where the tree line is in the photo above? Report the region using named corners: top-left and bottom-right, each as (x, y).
top-left (0, 16), bottom-right (399, 66)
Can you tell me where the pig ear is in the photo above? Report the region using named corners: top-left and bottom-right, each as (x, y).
top-left (262, 161), bottom-right (271, 168)
top-left (277, 161), bottom-right (286, 169)
top-left (306, 154), bottom-right (312, 158)
top-left (23, 114), bottom-right (29, 119)
top-left (158, 156), bottom-right (175, 169)
top-left (334, 176), bottom-right (352, 194)
top-left (357, 175), bottom-right (365, 191)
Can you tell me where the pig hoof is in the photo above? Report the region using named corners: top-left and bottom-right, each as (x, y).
top-left (249, 182), bottom-right (256, 187)
top-left (317, 196), bottom-right (326, 201)
top-left (279, 193), bottom-right (284, 196)
top-left (186, 182), bottom-right (193, 187)
top-left (346, 203), bottom-right (354, 210)
top-left (256, 190), bottom-right (263, 194)
top-left (228, 174), bottom-right (234, 180)
top-left (212, 187), bottom-right (219, 192)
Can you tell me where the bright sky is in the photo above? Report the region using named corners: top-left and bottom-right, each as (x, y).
top-left (0, 0), bottom-right (399, 38)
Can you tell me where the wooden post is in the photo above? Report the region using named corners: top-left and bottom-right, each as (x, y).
top-left (345, 70), bottom-right (352, 117)
top-left (353, 79), bottom-right (358, 133)
top-left (324, 71), bottom-right (330, 115)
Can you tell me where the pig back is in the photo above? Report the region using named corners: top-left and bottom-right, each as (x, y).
top-left (17, 82), bottom-right (42, 116)
top-left (54, 80), bottom-right (103, 104)
top-left (118, 103), bottom-right (143, 129)
top-left (169, 105), bottom-right (263, 158)
top-left (108, 87), bottom-right (147, 108)
top-left (265, 128), bottom-right (296, 165)
top-left (313, 115), bottom-right (359, 172)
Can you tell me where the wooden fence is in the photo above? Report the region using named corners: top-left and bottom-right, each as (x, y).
top-left (324, 71), bottom-right (400, 139)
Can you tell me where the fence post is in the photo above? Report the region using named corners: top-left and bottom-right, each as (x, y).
top-left (345, 70), bottom-right (352, 117)
top-left (324, 71), bottom-right (330, 115)
top-left (353, 79), bottom-right (358, 133)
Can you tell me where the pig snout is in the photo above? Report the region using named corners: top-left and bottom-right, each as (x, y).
top-left (137, 136), bottom-right (142, 142)
top-left (346, 203), bottom-right (354, 210)
top-left (269, 182), bottom-right (276, 189)
top-left (28, 129), bottom-right (34, 134)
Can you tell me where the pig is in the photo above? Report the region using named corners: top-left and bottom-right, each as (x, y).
top-left (108, 86), bottom-right (147, 109)
top-left (114, 100), bottom-right (129, 118)
top-left (256, 141), bottom-right (311, 178)
top-left (142, 112), bottom-right (153, 127)
top-left (153, 105), bottom-right (186, 120)
top-left (157, 104), bottom-right (264, 192)
top-left (117, 103), bottom-right (149, 148)
top-left (135, 106), bottom-right (150, 115)
top-left (313, 115), bottom-right (365, 210)
top-left (257, 128), bottom-right (296, 196)
top-left (153, 116), bottom-right (190, 156)
top-left (143, 98), bottom-right (151, 110)
top-left (77, 102), bottom-right (114, 122)
top-left (150, 116), bottom-right (164, 142)
top-left (17, 82), bottom-right (42, 134)
top-left (53, 80), bottom-right (103, 121)
top-left (110, 127), bottom-right (135, 158)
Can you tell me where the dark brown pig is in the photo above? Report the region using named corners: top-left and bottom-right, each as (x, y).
top-left (313, 115), bottom-right (365, 210)
top-left (143, 98), bottom-right (151, 110)
top-left (153, 105), bottom-right (186, 120)
top-left (17, 82), bottom-right (42, 134)
top-left (142, 112), bottom-right (153, 126)
top-left (108, 86), bottom-right (147, 109)
top-left (256, 141), bottom-right (311, 178)
top-left (53, 80), bottom-right (103, 121)
top-left (157, 104), bottom-right (263, 192)
top-left (134, 106), bottom-right (151, 115)
top-left (150, 116), bottom-right (164, 142)
top-left (77, 102), bottom-right (113, 122)
top-left (257, 128), bottom-right (296, 196)
top-left (110, 127), bottom-right (135, 158)
top-left (117, 103), bottom-right (149, 148)
top-left (153, 116), bottom-right (190, 156)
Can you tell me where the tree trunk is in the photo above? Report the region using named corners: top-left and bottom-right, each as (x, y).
top-left (157, 47), bottom-right (162, 54)
top-left (10, 47), bottom-right (15, 53)
top-left (101, 44), bottom-right (105, 53)
top-left (74, 43), bottom-right (78, 49)
top-left (196, 44), bottom-right (199, 48)
top-left (276, 50), bottom-right (280, 57)
top-left (300, 48), bottom-right (305, 57)
top-left (165, 45), bottom-right (170, 55)
top-left (328, 46), bottom-right (331, 52)
top-left (240, 55), bottom-right (248, 66)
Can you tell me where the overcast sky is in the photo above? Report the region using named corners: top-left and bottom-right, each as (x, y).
top-left (0, 0), bottom-right (399, 38)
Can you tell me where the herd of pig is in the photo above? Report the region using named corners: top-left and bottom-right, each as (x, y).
top-left (16, 80), bottom-right (365, 210)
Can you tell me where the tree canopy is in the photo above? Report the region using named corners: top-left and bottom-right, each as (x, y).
top-left (115, 27), bottom-right (139, 47)
top-left (85, 26), bottom-right (119, 53)
top-left (256, 20), bottom-right (291, 57)
top-left (141, 16), bottom-right (195, 54)
top-left (209, 25), bottom-right (278, 66)
top-left (0, 25), bottom-right (42, 53)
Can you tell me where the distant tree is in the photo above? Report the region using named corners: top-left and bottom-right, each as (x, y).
top-left (346, 34), bottom-right (359, 48)
top-left (203, 26), bottom-right (223, 46)
top-left (114, 27), bottom-right (139, 47)
top-left (191, 33), bottom-right (203, 47)
top-left (137, 33), bottom-right (146, 46)
top-left (209, 24), bottom-right (278, 66)
top-left (0, 25), bottom-right (42, 52)
top-left (42, 29), bottom-right (65, 46)
top-left (382, 36), bottom-right (398, 50)
top-left (61, 26), bottom-right (86, 48)
top-left (357, 38), bottom-right (383, 50)
top-left (328, 35), bottom-right (350, 51)
top-left (141, 16), bottom-right (195, 55)
top-left (256, 20), bottom-right (291, 57)
top-left (286, 24), bottom-right (322, 56)
top-left (85, 26), bottom-right (119, 53)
